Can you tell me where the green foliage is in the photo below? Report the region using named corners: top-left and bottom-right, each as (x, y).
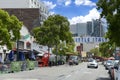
top-left (33, 14), bottom-right (74, 54)
top-left (90, 48), bottom-right (100, 56)
top-left (33, 25), bottom-right (60, 47)
top-left (0, 9), bottom-right (22, 49)
top-left (99, 42), bottom-right (115, 57)
top-left (43, 14), bottom-right (73, 43)
top-left (97, 0), bottom-right (120, 46)
top-left (52, 42), bottom-right (75, 55)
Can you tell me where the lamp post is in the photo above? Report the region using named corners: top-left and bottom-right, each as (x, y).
top-left (3, 49), bottom-right (6, 62)
top-left (2, 46), bottom-right (6, 63)
top-left (17, 40), bottom-right (19, 61)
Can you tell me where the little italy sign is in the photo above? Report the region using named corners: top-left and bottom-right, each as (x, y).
top-left (73, 37), bottom-right (108, 43)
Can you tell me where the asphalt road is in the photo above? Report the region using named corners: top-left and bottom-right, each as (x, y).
top-left (0, 62), bottom-right (111, 80)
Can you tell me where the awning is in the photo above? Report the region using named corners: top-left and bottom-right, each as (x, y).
top-left (108, 57), bottom-right (115, 60)
top-left (33, 49), bottom-right (45, 56)
top-left (37, 53), bottom-right (44, 56)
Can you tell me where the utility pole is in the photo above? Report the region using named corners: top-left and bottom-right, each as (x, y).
top-left (17, 40), bottom-right (19, 61)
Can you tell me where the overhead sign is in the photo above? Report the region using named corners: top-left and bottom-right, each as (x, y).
top-left (73, 37), bottom-right (108, 43)
top-left (23, 34), bottom-right (30, 39)
top-left (21, 34), bottom-right (30, 40)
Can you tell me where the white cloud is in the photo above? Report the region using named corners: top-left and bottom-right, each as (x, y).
top-left (57, 0), bottom-right (71, 6)
top-left (74, 0), bottom-right (96, 6)
top-left (57, 0), bottom-right (64, 5)
top-left (43, 1), bottom-right (56, 9)
top-left (65, 0), bottom-right (72, 6)
top-left (69, 8), bottom-right (100, 24)
top-left (49, 11), bottom-right (55, 15)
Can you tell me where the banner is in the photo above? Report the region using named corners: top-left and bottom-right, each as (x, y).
top-left (73, 37), bottom-right (108, 43)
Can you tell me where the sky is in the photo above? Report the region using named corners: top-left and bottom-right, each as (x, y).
top-left (41, 0), bottom-right (101, 25)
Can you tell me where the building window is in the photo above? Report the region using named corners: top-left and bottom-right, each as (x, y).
top-left (26, 41), bottom-right (31, 49)
top-left (18, 41), bottom-right (24, 49)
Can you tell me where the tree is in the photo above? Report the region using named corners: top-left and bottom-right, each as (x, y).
top-left (33, 25), bottom-right (60, 53)
top-left (97, 0), bottom-right (120, 46)
top-left (43, 15), bottom-right (73, 43)
top-left (0, 9), bottom-right (22, 49)
top-left (33, 14), bottom-right (74, 54)
top-left (90, 48), bottom-right (100, 56)
top-left (99, 42), bottom-right (115, 57)
top-left (52, 41), bottom-right (75, 55)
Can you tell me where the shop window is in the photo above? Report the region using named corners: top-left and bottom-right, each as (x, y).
top-left (26, 42), bottom-right (31, 49)
top-left (18, 41), bottom-right (24, 49)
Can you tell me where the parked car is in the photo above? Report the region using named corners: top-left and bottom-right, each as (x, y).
top-left (113, 60), bottom-right (120, 80)
top-left (87, 59), bottom-right (98, 68)
top-left (105, 60), bottom-right (114, 70)
top-left (108, 60), bottom-right (119, 80)
top-left (68, 56), bottom-right (79, 65)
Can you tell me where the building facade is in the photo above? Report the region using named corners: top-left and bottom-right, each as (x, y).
top-left (39, 1), bottom-right (49, 23)
top-left (70, 19), bottom-right (106, 53)
top-left (70, 23), bottom-right (87, 37)
top-left (70, 19), bottom-right (105, 37)
top-left (3, 8), bottom-right (40, 33)
top-left (87, 19), bottom-right (105, 37)
top-left (0, 0), bottom-right (40, 8)
top-left (0, 0), bottom-right (49, 24)
top-left (87, 21), bottom-right (93, 36)
top-left (0, 0), bottom-right (49, 54)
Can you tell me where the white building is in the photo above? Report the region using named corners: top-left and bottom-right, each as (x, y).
top-left (0, 0), bottom-right (49, 22)
top-left (0, 0), bottom-right (40, 8)
top-left (39, 1), bottom-right (49, 23)
top-left (70, 23), bottom-right (87, 37)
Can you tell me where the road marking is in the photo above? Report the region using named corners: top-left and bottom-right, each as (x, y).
top-left (4, 79), bottom-right (39, 80)
top-left (83, 71), bottom-right (92, 74)
top-left (65, 75), bottom-right (71, 78)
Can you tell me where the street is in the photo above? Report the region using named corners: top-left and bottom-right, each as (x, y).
top-left (0, 62), bottom-right (110, 80)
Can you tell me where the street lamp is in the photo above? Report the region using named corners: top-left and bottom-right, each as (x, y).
top-left (2, 46), bottom-right (7, 63)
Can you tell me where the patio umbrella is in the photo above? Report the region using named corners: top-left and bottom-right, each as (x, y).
top-left (108, 57), bottom-right (115, 60)
top-left (30, 51), bottom-right (35, 60)
top-left (19, 52), bottom-right (25, 61)
top-left (8, 50), bottom-right (14, 61)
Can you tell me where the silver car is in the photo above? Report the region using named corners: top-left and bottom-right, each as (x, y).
top-left (87, 59), bottom-right (98, 68)
top-left (68, 56), bottom-right (79, 65)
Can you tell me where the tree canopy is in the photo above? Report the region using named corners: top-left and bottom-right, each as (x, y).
top-left (97, 0), bottom-right (120, 46)
top-left (0, 9), bottom-right (22, 49)
top-left (33, 14), bottom-right (74, 53)
top-left (99, 42), bottom-right (115, 57)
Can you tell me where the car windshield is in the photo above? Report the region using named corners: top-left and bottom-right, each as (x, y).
top-left (106, 60), bottom-right (114, 65)
top-left (69, 56), bottom-right (77, 60)
top-left (107, 60), bottom-right (113, 63)
top-left (89, 59), bottom-right (96, 62)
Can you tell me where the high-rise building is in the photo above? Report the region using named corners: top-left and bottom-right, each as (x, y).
top-left (0, 0), bottom-right (40, 8)
top-left (70, 23), bottom-right (87, 37)
top-left (69, 24), bottom-right (78, 37)
top-left (86, 19), bottom-right (105, 37)
top-left (0, 0), bottom-right (49, 28)
top-left (39, 1), bottom-right (49, 24)
top-left (87, 21), bottom-right (93, 36)
top-left (92, 19), bottom-right (104, 37)
top-left (70, 20), bottom-right (106, 52)
top-left (0, 0), bottom-right (49, 24)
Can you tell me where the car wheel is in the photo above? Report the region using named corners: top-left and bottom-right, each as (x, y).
top-left (76, 63), bottom-right (78, 65)
top-left (96, 66), bottom-right (98, 68)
